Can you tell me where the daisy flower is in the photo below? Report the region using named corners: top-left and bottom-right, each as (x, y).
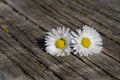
top-left (71, 25), bottom-right (103, 56)
top-left (45, 27), bottom-right (71, 56)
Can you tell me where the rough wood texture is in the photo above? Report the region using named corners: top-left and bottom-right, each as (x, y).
top-left (0, 0), bottom-right (120, 80)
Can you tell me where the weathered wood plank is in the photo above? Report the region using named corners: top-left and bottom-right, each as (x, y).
top-left (0, 0), bottom-right (120, 80)
top-left (76, 0), bottom-right (120, 22)
top-left (30, 2), bottom-right (120, 79)
top-left (0, 3), bottom-right (85, 80)
top-left (0, 2), bottom-right (115, 80)
top-left (4, 0), bottom-right (120, 42)
top-left (0, 30), bottom-right (65, 80)
top-left (0, 51), bottom-right (33, 80)
top-left (83, 0), bottom-right (120, 13)
top-left (0, 2), bottom-right (113, 79)
top-left (4, 0), bottom-right (120, 47)
top-left (3, 0), bottom-right (120, 63)
top-left (0, 30), bottom-right (54, 80)
top-left (39, 0), bottom-right (120, 44)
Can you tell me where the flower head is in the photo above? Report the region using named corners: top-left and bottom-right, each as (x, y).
top-left (45, 27), bottom-right (71, 56)
top-left (71, 25), bottom-right (103, 56)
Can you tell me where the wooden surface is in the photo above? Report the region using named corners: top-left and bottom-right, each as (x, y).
top-left (0, 0), bottom-right (120, 80)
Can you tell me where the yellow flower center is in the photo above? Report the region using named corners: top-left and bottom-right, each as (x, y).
top-left (81, 37), bottom-right (91, 48)
top-left (55, 38), bottom-right (66, 49)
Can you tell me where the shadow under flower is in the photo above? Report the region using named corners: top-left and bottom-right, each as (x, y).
top-left (36, 36), bottom-right (46, 52)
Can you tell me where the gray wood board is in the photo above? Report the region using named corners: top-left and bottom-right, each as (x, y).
top-left (0, 0), bottom-right (120, 80)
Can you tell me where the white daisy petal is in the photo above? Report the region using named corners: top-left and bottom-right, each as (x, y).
top-left (74, 51), bottom-right (78, 55)
top-left (71, 25), bottom-right (103, 56)
top-left (71, 31), bottom-right (78, 38)
top-left (45, 27), bottom-right (71, 56)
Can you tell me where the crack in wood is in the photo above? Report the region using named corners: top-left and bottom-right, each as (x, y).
top-left (0, 41), bottom-right (36, 80)
top-left (0, 0), bottom-right (120, 79)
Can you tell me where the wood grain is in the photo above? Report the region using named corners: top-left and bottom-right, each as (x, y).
top-left (0, 0), bottom-right (120, 80)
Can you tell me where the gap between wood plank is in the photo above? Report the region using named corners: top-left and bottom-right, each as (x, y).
top-left (4, 0), bottom-right (120, 43)
top-left (0, 29), bottom-right (62, 80)
top-left (40, 0), bottom-right (120, 45)
top-left (0, 0), bottom-right (120, 79)
top-left (75, 0), bottom-right (120, 23)
top-left (0, 40), bottom-right (37, 80)
top-left (1, 0), bottom-right (120, 77)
